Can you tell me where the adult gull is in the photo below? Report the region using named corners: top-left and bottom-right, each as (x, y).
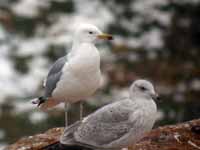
top-left (60, 79), bottom-right (159, 149)
top-left (32, 23), bottom-right (113, 126)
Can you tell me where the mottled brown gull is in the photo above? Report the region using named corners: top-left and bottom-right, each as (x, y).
top-left (60, 79), bottom-right (159, 150)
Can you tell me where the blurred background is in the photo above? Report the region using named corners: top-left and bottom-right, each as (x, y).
top-left (0, 0), bottom-right (200, 148)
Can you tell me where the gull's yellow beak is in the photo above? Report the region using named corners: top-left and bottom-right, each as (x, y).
top-left (97, 33), bottom-right (113, 40)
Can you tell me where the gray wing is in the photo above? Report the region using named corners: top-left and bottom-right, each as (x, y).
top-left (44, 56), bottom-right (67, 97)
top-left (74, 100), bottom-right (142, 147)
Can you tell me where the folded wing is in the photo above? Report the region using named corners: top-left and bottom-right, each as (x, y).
top-left (61, 100), bottom-right (142, 149)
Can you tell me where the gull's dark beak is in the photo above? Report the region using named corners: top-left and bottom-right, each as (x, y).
top-left (97, 33), bottom-right (113, 40)
top-left (151, 93), bottom-right (161, 101)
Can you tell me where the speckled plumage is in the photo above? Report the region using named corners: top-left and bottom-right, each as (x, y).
top-left (60, 80), bottom-right (158, 150)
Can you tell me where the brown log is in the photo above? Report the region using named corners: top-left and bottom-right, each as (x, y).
top-left (6, 119), bottom-right (200, 150)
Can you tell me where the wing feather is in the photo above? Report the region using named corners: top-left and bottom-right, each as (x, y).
top-left (44, 56), bottom-right (67, 97)
top-left (74, 100), bottom-right (141, 147)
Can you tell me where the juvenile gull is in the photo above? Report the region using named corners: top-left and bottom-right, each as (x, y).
top-left (32, 23), bottom-right (113, 126)
top-left (60, 79), bottom-right (159, 149)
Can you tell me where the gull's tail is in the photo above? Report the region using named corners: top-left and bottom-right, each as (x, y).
top-left (60, 121), bottom-right (81, 145)
top-left (31, 97), bottom-right (60, 110)
top-left (60, 121), bottom-right (97, 150)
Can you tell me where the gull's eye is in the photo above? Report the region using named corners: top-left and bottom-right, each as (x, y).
top-left (139, 86), bottom-right (146, 91)
top-left (89, 31), bottom-right (93, 34)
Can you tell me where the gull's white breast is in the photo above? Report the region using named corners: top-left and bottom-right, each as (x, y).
top-left (52, 43), bottom-right (101, 103)
top-left (126, 100), bottom-right (157, 146)
top-left (108, 99), bottom-right (157, 148)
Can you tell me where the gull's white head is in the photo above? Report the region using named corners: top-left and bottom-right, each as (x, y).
top-left (73, 23), bottom-right (113, 44)
top-left (129, 79), bottom-right (160, 101)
